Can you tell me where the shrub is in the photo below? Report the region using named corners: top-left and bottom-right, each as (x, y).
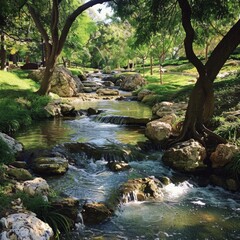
top-left (16, 192), bottom-right (72, 238)
top-left (102, 66), bottom-right (112, 74)
top-left (0, 94), bottom-right (50, 134)
top-left (224, 153), bottom-right (240, 182)
top-left (0, 137), bottom-right (15, 166)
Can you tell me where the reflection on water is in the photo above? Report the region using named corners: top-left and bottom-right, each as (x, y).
top-left (15, 101), bottom-right (151, 149)
top-left (15, 118), bottom-right (74, 150)
top-left (72, 100), bottom-right (152, 118)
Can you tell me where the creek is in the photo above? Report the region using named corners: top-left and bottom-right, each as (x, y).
top-left (15, 97), bottom-right (240, 240)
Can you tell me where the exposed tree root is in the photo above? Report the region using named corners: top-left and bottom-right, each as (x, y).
top-left (167, 121), bottom-right (227, 148)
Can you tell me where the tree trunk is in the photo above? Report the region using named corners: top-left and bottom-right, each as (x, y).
top-left (171, 0), bottom-right (240, 146)
top-left (142, 58), bottom-right (145, 77)
top-left (159, 57), bottom-right (163, 84)
top-left (150, 56), bottom-right (153, 75)
top-left (36, 59), bottom-right (56, 95)
top-left (0, 33), bottom-right (6, 70)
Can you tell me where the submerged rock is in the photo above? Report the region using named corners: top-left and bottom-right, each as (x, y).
top-left (162, 139), bottom-right (206, 172)
top-left (31, 156), bottom-right (68, 175)
top-left (0, 212), bottom-right (54, 240)
top-left (120, 177), bottom-right (164, 203)
top-left (107, 161), bottom-right (131, 172)
top-left (81, 202), bottom-right (112, 225)
top-left (96, 88), bottom-right (119, 96)
top-left (51, 197), bottom-right (79, 227)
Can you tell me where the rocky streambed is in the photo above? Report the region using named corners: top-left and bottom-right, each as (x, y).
top-left (1, 69), bottom-right (240, 239)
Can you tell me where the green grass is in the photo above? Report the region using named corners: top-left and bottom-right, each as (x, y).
top-left (0, 70), bottom-right (50, 134)
top-left (0, 70), bottom-right (39, 91)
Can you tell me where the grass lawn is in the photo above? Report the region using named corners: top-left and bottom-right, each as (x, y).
top-left (0, 70), bottom-right (50, 133)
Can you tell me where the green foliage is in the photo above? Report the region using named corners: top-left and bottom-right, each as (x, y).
top-left (102, 66), bottom-right (112, 74)
top-left (16, 192), bottom-right (72, 237)
top-left (213, 116), bottom-right (240, 145)
top-left (0, 137), bottom-right (14, 166)
top-left (0, 99), bottom-right (32, 133)
top-left (69, 68), bottom-right (83, 76)
top-left (224, 154), bottom-right (240, 182)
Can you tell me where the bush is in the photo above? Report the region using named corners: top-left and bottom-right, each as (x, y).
top-left (214, 116), bottom-right (240, 145)
top-left (0, 94), bottom-right (50, 134)
top-left (224, 153), bottom-right (240, 182)
top-left (102, 66), bottom-right (112, 74)
top-left (0, 137), bottom-right (14, 166)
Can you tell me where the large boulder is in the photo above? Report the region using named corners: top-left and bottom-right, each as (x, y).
top-left (120, 74), bottom-right (147, 91)
top-left (120, 177), bottom-right (164, 203)
top-left (210, 143), bottom-right (240, 168)
top-left (0, 212), bottom-right (54, 240)
top-left (145, 119), bottom-right (172, 141)
top-left (137, 89), bottom-right (153, 101)
top-left (162, 139), bottom-right (207, 172)
top-left (29, 66), bottom-right (83, 97)
top-left (30, 156), bottom-right (68, 175)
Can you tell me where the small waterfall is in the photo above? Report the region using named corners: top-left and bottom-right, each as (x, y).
top-left (93, 115), bottom-right (150, 126)
top-left (122, 191), bottom-right (138, 203)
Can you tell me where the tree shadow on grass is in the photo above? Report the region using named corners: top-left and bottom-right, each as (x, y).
top-left (0, 88), bottom-right (34, 99)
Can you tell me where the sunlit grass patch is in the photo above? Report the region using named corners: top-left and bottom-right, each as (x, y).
top-left (0, 70), bottom-right (39, 91)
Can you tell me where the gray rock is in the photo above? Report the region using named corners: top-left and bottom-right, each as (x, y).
top-left (82, 202), bottom-right (112, 225)
top-left (137, 89), bottom-right (153, 101)
top-left (96, 88), bottom-right (119, 96)
top-left (22, 177), bottom-right (49, 196)
top-left (7, 168), bottom-right (33, 181)
top-left (29, 67), bottom-right (83, 97)
top-left (0, 212), bottom-right (54, 240)
top-left (0, 133), bottom-right (23, 155)
top-left (120, 177), bottom-right (164, 203)
top-left (120, 74), bottom-right (147, 91)
top-left (210, 143), bottom-right (240, 168)
top-left (107, 161), bottom-right (131, 172)
top-left (145, 120), bottom-right (172, 141)
top-left (162, 139), bottom-right (207, 172)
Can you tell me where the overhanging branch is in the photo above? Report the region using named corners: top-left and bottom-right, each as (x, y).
top-left (58, 0), bottom-right (112, 55)
top-left (177, 0), bottom-right (205, 76)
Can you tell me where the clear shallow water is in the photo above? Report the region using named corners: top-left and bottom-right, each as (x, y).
top-left (49, 159), bottom-right (240, 240)
top-left (15, 100), bottom-right (151, 149)
top-left (15, 100), bottom-right (240, 240)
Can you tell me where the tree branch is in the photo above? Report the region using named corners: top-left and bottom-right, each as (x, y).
top-left (50, 0), bottom-right (59, 57)
top-left (26, 4), bottom-right (49, 44)
top-left (58, 0), bottom-right (112, 55)
top-left (206, 18), bottom-right (240, 81)
top-left (177, 0), bottom-right (205, 76)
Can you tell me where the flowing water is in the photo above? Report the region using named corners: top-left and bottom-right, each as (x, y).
top-left (15, 99), bottom-right (240, 240)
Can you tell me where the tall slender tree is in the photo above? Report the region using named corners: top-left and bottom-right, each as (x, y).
top-left (25, 0), bottom-right (111, 95)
